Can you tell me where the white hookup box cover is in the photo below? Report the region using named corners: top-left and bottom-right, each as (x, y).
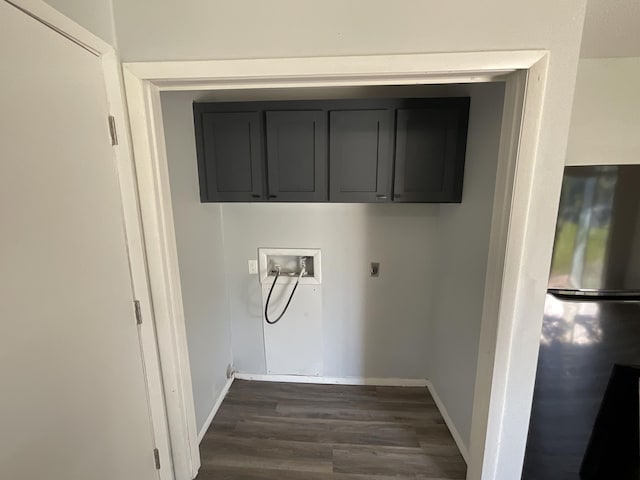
top-left (258, 248), bottom-right (322, 285)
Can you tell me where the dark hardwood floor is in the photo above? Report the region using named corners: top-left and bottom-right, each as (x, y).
top-left (196, 380), bottom-right (466, 479)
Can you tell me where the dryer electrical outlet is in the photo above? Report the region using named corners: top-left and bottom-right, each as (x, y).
top-left (258, 248), bottom-right (323, 376)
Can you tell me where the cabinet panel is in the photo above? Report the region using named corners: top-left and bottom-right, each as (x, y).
top-left (329, 109), bottom-right (393, 202)
top-left (196, 111), bottom-right (264, 202)
top-left (394, 102), bottom-right (469, 203)
top-left (193, 98), bottom-right (470, 204)
top-left (265, 110), bottom-right (327, 202)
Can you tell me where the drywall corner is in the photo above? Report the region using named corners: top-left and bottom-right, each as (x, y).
top-left (161, 91), bottom-right (234, 432)
top-left (427, 82), bottom-right (506, 450)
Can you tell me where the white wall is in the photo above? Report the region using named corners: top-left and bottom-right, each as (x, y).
top-left (223, 202), bottom-right (437, 378)
top-left (161, 92), bottom-right (233, 433)
top-left (111, 0), bottom-right (578, 63)
top-left (43, 0), bottom-right (117, 45)
top-left (565, 57), bottom-right (640, 166)
top-left (580, 0), bottom-right (640, 59)
top-left (428, 83), bottom-right (505, 451)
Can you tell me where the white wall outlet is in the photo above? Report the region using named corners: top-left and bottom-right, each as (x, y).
top-left (248, 259), bottom-right (258, 275)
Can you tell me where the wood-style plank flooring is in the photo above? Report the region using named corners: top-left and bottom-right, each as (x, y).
top-left (196, 380), bottom-right (466, 479)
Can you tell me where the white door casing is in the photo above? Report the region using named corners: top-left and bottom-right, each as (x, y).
top-left (122, 50), bottom-right (564, 480)
top-left (0, 2), bottom-right (160, 479)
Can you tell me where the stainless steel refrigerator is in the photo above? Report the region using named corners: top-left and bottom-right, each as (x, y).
top-left (523, 165), bottom-right (640, 479)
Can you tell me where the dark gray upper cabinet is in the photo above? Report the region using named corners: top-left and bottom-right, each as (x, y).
top-left (265, 110), bottom-right (328, 202)
top-left (329, 109), bottom-right (394, 203)
top-left (193, 98), bottom-right (469, 204)
top-left (393, 99), bottom-right (470, 203)
top-left (195, 111), bottom-right (264, 202)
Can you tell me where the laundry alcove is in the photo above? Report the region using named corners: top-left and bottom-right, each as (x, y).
top-left (159, 80), bottom-right (506, 476)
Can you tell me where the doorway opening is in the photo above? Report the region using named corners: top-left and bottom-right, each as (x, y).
top-left (123, 52), bottom-right (550, 480)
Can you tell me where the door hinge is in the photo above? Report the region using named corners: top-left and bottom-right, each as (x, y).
top-left (134, 300), bottom-right (142, 325)
top-left (108, 115), bottom-right (118, 146)
top-left (153, 448), bottom-right (161, 469)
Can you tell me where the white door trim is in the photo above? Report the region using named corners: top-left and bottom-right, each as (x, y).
top-left (101, 53), bottom-right (174, 480)
top-left (122, 51), bottom-right (556, 480)
top-left (2, 1), bottom-right (173, 479)
top-left (122, 50), bottom-right (543, 90)
top-left (467, 68), bottom-right (529, 479)
top-left (123, 72), bottom-right (202, 479)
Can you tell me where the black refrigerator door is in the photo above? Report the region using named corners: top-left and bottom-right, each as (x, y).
top-left (580, 364), bottom-right (640, 479)
top-left (522, 294), bottom-right (640, 479)
top-left (548, 165), bottom-right (640, 294)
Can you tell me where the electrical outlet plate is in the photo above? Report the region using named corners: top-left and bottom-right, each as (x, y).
top-left (248, 259), bottom-right (258, 275)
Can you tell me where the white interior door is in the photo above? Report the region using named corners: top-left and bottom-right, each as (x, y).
top-left (0, 2), bottom-right (159, 479)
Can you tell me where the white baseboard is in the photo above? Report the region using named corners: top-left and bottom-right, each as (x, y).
top-left (197, 376), bottom-right (235, 443)
top-left (233, 372), bottom-right (428, 387)
top-left (426, 380), bottom-right (469, 464)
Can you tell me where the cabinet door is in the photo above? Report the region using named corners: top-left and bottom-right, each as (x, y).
top-left (265, 110), bottom-right (327, 202)
top-left (196, 111), bottom-right (264, 201)
top-left (394, 104), bottom-right (468, 203)
top-left (329, 109), bottom-right (394, 202)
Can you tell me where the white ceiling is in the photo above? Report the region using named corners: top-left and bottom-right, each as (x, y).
top-left (581, 0), bottom-right (640, 58)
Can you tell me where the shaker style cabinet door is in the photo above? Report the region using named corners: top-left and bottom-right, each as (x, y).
top-left (195, 111), bottom-right (265, 201)
top-left (265, 110), bottom-right (328, 202)
top-left (329, 109), bottom-right (394, 202)
top-left (393, 100), bottom-right (469, 203)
